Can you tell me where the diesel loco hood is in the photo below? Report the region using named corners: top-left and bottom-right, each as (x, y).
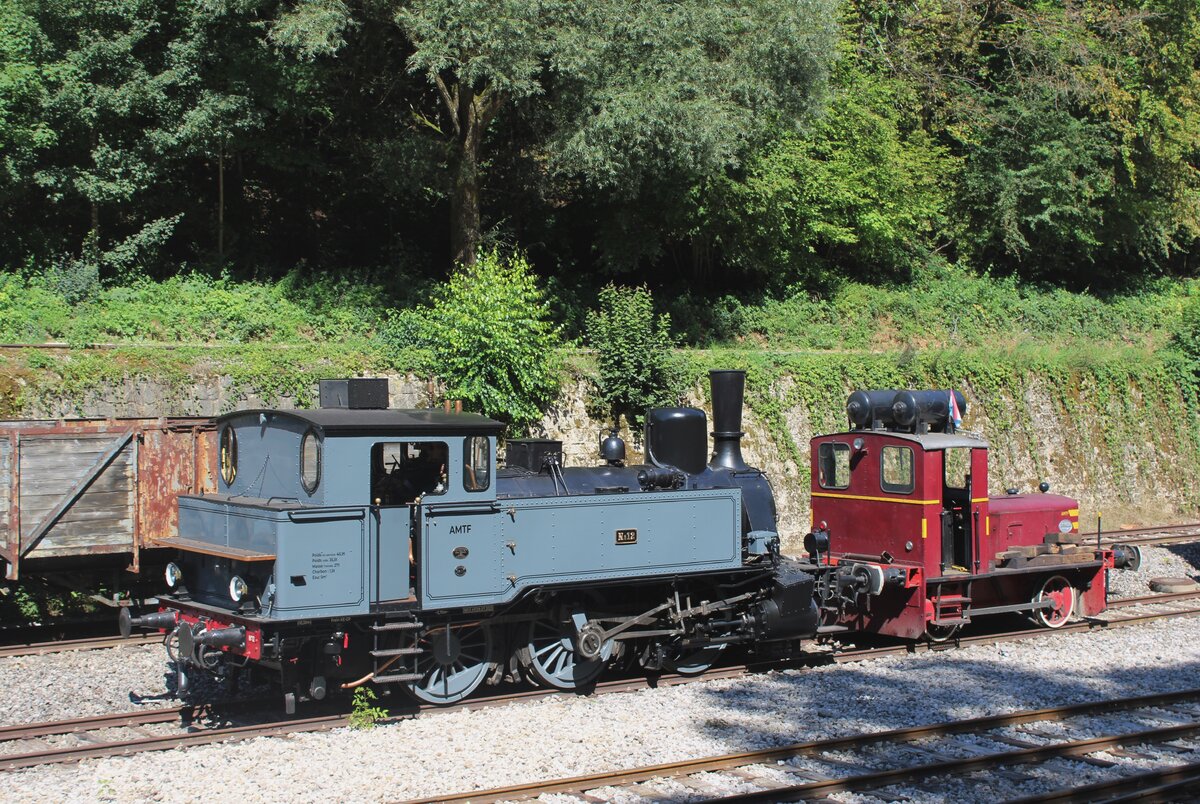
top-left (987, 493), bottom-right (1078, 517)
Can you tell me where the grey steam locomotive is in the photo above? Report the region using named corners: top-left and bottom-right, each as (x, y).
top-left (122, 370), bottom-right (820, 711)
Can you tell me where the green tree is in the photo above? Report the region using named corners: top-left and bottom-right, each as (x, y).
top-left (848, 0), bottom-right (1200, 285)
top-left (422, 249), bottom-right (561, 430)
top-left (585, 284), bottom-right (684, 429)
top-left (0, 2), bottom-right (55, 204)
top-left (707, 27), bottom-right (955, 289)
top-left (275, 0), bottom-right (837, 268)
top-left (961, 93), bottom-right (1116, 278)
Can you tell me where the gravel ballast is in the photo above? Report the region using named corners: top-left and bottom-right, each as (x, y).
top-left (4, 544), bottom-right (1199, 803)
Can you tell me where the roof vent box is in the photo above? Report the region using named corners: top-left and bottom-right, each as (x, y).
top-left (318, 378), bottom-right (389, 409)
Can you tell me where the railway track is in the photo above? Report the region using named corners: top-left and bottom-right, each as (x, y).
top-left (410, 687), bottom-right (1200, 803)
top-left (3, 590), bottom-right (1198, 773)
top-left (0, 665), bottom-right (756, 772)
top-left (0, 632), bottom-right (160, 659)
top-left (3, 588), bottom-right (1199, 775)
top-left (1104, 521), bottom-right (1200, 549)
top-left (3, 590), bottom-right (1199, 773)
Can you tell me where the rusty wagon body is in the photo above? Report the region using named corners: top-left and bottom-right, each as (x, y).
top-left (0, 418), bottom-right (217, 581)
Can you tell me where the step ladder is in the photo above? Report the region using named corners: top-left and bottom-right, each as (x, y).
top-left (369, 618), bottom-right (425, 685)
top-left (931, 584), bottom-right (972, 626)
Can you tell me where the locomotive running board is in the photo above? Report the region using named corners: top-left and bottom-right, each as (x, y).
top-left (153, 536), bottom-right (276, 562)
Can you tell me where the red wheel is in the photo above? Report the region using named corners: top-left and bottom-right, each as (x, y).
top-left (1032, 575), bottom-right (1076, 628)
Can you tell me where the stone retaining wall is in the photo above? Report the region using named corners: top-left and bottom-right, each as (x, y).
top-left (14, 369), bottom-right (1193, 552)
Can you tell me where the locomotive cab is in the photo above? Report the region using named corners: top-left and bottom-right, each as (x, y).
top-left (813, 430), bottom-right (990, 576)
top-left (158, 407), bottom-right (503, 619)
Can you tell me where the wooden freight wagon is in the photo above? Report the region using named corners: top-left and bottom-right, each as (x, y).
top-left (0, 418), bottom-right (217, 581)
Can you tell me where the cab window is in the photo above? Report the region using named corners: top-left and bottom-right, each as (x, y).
top-left (944, 447), bottom-right (970, 490)
top-left (818, 442), bottom-right (850, 489)
top-left (881, 445), bottom-right (914, 494)
top-left (464, 436), bottom-right (491, 492)
top-left (370, 441), bottom-right (448, 505)
top-left (219, 425), bottom-right (237, 487)
top-left (300, 429), bottom-right (321, 494)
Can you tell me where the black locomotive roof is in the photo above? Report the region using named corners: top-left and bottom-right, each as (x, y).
top-left (219, 408), bottom-right (506, 436)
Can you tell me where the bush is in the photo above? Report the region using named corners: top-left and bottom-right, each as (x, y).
top-left (585, 284), bottom-right (686, 428)
top-left (1172, 294), bottom-right (1200, 367)
top-left (743, 263), bottom-right (1191, 352)
top-left (420, 249), bottom-right (562, 431)
top-left (664, 292), bottom-right (748, 346)
top-left (0, 272), bottom-right (71, 341)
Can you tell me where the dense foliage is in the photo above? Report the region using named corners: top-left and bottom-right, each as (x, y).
top-left (0, 0), bottom-right (1194, 293)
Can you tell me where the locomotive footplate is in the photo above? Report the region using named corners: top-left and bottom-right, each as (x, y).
top-left (927, 559), bottom-right (1105, 584)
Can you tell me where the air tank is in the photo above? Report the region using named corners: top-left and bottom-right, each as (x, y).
top-left (846, 389), bottom-right (902, 429)
top-left (891, 390), bottom-right (967, 432)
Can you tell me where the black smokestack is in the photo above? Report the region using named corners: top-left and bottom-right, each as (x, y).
top-left (709, 369), bottom-right (749, 471)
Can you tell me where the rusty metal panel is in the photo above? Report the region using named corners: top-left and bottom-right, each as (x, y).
top-left (138, 424), bottom-right (218, 547)
top-left (195, 426), bottom-right (217, 494)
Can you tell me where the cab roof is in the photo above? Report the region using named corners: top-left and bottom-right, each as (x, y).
top-left (818, 430), bottom-right (988, 451)
top-left (218, 408), bottom-right (506, 437)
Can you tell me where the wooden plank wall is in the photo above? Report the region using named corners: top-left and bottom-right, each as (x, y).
top-left (18, 434), bottom-right (135, 557)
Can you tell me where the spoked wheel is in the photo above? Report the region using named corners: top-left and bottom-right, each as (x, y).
top-left (666, 627), bottom-right (731, 676)
top-left (924, 622), bottom-right (962, 643)
top-left (518, 614), bottom-right (611, 690)
top-left (1032, 574), bottom-right (1076, 629)
top-left (405, 624), bottom-right (494, 705)
top-left (666, 642), bottom-right (727, 676)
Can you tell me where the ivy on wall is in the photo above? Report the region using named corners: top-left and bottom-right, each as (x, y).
top-left (6, 341), bottom-right (1199, 510)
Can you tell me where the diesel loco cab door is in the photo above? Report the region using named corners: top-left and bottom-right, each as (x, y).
top-left (941, 447), bottom-right (974, 572)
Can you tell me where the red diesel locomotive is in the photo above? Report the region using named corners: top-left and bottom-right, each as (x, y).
top-left (804, 389), bottom-right (1141, 642)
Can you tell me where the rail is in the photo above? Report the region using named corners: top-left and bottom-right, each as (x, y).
top-left (406, 688), bottom-right (1200, 803)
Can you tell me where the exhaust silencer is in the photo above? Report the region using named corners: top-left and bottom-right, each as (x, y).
top-left (1112, 544), bottom-right (1142, 571)
top-left (119, 608), bottom-right (178, 638)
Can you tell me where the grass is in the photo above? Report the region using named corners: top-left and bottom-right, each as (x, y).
top-left (736, 264), bottom-right (1195, 352)
top-left (2, 262), bottom-right (1197, 423)
top-left (0, 270), bottom-right (391, 346)
top-left (2, 262), bottom-right (1191, 355)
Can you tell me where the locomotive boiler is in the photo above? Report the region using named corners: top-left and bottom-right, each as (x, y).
top-left (123, 371), bottom-right (819, 711)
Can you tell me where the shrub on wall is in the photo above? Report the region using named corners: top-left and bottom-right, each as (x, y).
top-left (1172, 295), bottom-right (1200, 368)
top-left (421, 249), bottom-right (562, 431)
top-left (586, 284), bottom-right (686, 428)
